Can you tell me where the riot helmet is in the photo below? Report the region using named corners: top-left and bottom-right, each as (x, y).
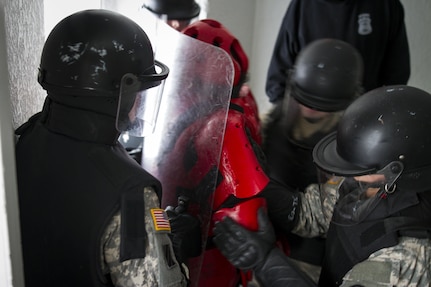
top-left (182, 19), bottom-right (249, 90)
top-left (290, 39), bottom-right (364, 112)
top-left (314, 85), bottom-right (431, 224)
top-left (38, 9), bottom-right (169, 136)
top-left (272, 39), bottom-right (364, 149)
top-left (143, 0), bottom-right (200, 20)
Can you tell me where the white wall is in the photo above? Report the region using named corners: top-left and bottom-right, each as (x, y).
top-left (401, 0), bottom-right (431, 94)
top-left (0, 0), bottom-right (28, 286)
top-left (0, 3), bottom-right (15, 286)
top-left (248, 0), bottom-right (291, 117)
top-left (6, 1), bottom-right (45, 130)
top-left (206, 0), bottom-right (256, 58)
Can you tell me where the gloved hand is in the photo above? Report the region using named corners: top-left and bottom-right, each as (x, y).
top-left (166, 195), bottom-right (202, 263)
top-left (212, 207), bottom-right (275, 270)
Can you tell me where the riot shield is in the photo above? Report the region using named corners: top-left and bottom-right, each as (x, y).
top-left (140, 20), bottom-right (233, 286)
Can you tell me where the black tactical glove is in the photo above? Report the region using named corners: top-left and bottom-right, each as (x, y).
top-left (166, 195), bottom-right (202, 263)
top-left (213, 207), bottom-right (316, 287)
top-left (212, 207), bottom-right (275, 270)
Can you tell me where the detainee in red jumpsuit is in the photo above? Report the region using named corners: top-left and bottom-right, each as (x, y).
top-left (180, 19), bottom-right (269, 287)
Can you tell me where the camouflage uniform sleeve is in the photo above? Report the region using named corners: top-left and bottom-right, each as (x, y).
top-left (100, 187), bottom-right (187, 287)
top-left (291, 177), bottom-right (342, 238)
top-left (341, 237), bottom-right (431, 286)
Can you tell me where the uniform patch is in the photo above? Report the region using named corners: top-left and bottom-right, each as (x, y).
top-left (151, 208), bottom-right (171, 232)
top-left (327, 176), bottom-right (344, 186)
top-left (358, 13), bottom-right (372, 35)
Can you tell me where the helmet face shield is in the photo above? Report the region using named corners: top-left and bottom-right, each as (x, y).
top-left (116, 64), bottom-right (168, 137)
top-left (281, 91), bottom-right (342, 148)
top-left (312, 85), bottom-right (431, 226)
top-left (330, 161), bottom-right (403, 226)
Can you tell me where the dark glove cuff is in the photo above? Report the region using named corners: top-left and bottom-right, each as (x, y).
top-left (260, 181), bottom-right (301, 233)
top-left (254, 248), bottom-right (317, 287)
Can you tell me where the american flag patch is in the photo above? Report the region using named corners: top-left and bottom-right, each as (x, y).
top-left (151, 208), bottom-right (171, 232)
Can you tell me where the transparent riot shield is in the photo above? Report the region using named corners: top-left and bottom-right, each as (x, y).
top-left (140, 21), bottom-right (234, 286)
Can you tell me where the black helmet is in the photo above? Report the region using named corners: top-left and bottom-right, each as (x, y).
top-left (143, 0), bottom-right (200, 20)
top-left (290, 39), bottom-right (364, 112)
top-left (314, 85), bottom-right (431, 190)
top-left (38, 9), bottom-right (168, 116)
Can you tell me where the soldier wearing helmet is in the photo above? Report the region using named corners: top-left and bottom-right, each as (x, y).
top-left (314, 85), bottom-right (431, 286)
top-left (261, 38), bottom-right (364, 282)
top-left (15, 10), bottom-right (187, 287)
top-left (143, 0), bottom-right (201, 31)
top-left (213, 85), bottom-right (431, 286)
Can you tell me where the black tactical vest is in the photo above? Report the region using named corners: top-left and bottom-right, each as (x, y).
top-left (320, 190), bottom-right (431, 286)
top-left (15, 103), bottom-right (161, 287)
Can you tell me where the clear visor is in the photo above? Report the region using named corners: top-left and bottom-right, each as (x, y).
top-left (116, 73), bottom-right (166, 137)
top-left (321, 161), bottom-right (404, 226)
top-left (282, 92), bottom-right (342, 148)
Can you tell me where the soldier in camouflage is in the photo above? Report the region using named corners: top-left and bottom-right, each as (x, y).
top-left (213, 85), bottom-right (431, 286)
top-left (15, 10), bottom-right (187, 287)
top-left (101, 188), bottom-right (186, 286)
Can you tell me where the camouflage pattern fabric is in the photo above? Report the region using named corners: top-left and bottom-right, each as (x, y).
top-left (341, 237), bottom-right (431, 286)
top-left (101, 187), bottom-right (187, 287)
top-left (293, 178), bottom-right (431, 286)
top-left (292, 177), bottom-right (342, 238)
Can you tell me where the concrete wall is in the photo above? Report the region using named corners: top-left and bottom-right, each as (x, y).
top-left (0, 3), bottom-right (15, 286)
top-left (0, 0), bottom-right (44, 286)
top-left (6, 0), bottom-right (45, 129)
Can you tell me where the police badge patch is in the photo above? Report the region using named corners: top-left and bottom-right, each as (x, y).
top-left (358, 13), bottom-right (372, 35)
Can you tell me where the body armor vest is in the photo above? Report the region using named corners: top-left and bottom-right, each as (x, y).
top-left (320, 190), bottom-right (431, 286)
top-left (15, 101), bottom-right (162, 286)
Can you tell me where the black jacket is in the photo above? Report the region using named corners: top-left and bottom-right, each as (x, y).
top-left (266, 0), bottom-right (410, 102)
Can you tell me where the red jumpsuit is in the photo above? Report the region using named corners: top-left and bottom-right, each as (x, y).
top-left (157, 85), bottom-right (268, 286)
top-left (188, 89), bottom-right (268, 286)
top-left (190, 103), bottom-right (268, 287)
